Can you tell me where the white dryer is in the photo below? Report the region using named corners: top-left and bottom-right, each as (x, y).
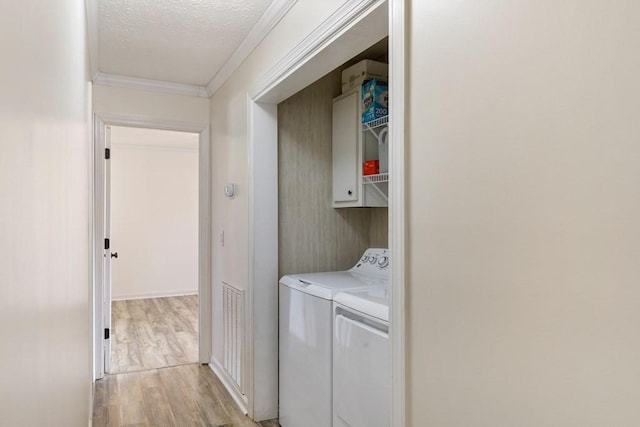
top-left (333, 285), bottom-right (390, 427)
top-left (279, 248), bottom-right (389, 427)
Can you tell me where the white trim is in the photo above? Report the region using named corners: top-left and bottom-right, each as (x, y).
top-left (246, 100), bottom-right (279, 421)
top-left (93, 116), bottom-right (106, 380)
top-left (206, 0), bottom-right (299, 96)
top-left (94, 73), bottom-right (209, 98)
top-left (111, 290), bottom-right (198, 301)
top-left (88, 85), bottom-right (97, 421)
top-left (210, 358), bottom-right (248, 414)
top-left (92, 114), bottom-right (212, 381)
top-left (104, 125), bottom-right (113, 373)
top-left (85, 0), bottom-right (99, 81)
top-left (245, 0), bottom-right (390, 421)
top-left (197, 125), bottom-right (213, 365)
top-left (389, 0), bottom-right (406, 425)
top-left (250, 0), bottom-right (387, 101)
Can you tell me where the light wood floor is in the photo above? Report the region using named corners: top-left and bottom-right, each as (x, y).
top-left (93, 363), bottom-right (279, 426)
top-left (110, 295), bottom-right (199, 374)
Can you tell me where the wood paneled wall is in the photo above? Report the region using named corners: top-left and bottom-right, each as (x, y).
top-left (278, 68), bottom-right (388, 276)
top-left (369, 207), bottom-right (388, 248)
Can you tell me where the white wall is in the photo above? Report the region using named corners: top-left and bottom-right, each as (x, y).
top-left (408, 0), bottom-right (640, 425)
top-left (209, 0), bottom-right (347, 375)
top-left (0, 1), bottom-right (91, 426)
top-left (110, 127), bottom-right (199, 300)
top-left (93, 84), bottom-right (210, 125)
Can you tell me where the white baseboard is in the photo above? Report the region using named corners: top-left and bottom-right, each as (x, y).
top-left (112, 289), bottom-right (198, 301)
top-left (210, 358), bottom-right (248, 415)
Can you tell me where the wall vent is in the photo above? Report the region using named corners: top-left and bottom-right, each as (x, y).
top-left (222, 281), bottom-right (244, 392)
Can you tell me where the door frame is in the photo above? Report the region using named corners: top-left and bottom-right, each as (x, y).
top-left (245, 0), bottom-right (405, 423)
top-left (92, 113), bottom-right (211, 380)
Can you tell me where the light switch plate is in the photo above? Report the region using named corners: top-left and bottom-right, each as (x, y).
top-left (224, 184), bottom-right (236, 198)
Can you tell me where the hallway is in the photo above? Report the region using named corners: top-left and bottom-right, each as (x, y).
top-left (93, 363), bottom-right (278, 426)
top-left (95, 296), bottom-right (280, 426)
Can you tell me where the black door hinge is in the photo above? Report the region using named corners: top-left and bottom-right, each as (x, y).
top-left (104, 238), bottom-right (110, 250)
top-left (105, 148), bottom-right (110, 159)
top-left (104, 328), bottom-right (110, 339)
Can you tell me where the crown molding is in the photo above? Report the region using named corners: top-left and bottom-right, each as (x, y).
top-left (87, 0), bottom-right (298, 98)
top-left (87, 0), bottom-right (207, 98)
top-left (94, 73), bottom-right (209, 98)
top-left (205, 0), bottom-right (298, 96)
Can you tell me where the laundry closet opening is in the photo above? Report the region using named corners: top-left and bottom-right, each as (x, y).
top-left (107, 126), bottom-right (200, 374)
top-left (277, 37), bottom-right (390, 276)
top-left (276, 37), bottom-right (391, 426)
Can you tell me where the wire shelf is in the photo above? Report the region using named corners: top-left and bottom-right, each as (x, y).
top-left (362, 173), bottom-right (389, 184)
top-left (362, 115), bottom-right (389, 131)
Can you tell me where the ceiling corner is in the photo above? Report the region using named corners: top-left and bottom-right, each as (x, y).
top-left (85, 0), bottom-right (100, 80)
top-left (206, 0), bottom-right (299, 96)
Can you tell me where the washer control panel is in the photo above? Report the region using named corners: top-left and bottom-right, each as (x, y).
top-left (350, 248), bottom-right (390, 277)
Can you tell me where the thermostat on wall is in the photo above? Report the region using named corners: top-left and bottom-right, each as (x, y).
top-left (224, 184), bottom-right (236, 199)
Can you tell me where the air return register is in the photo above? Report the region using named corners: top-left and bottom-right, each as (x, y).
top-left (222, 282), bottom-right (244, 392)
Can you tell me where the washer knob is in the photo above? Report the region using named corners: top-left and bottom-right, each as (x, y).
top-left (378, 256), bottom-right (389, 268)
top-left (369, 256), bottom-right (377, 264)
top-left (362, 255), bottom-right (369, 263)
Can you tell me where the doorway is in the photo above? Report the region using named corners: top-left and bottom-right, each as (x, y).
top-left (93, 115), bottom-right (211, 381)
top-left (106, 126), bottom-right (200, 374)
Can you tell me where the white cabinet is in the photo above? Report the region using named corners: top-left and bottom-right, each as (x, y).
top-left (332, 90), bottom-right (388, 208)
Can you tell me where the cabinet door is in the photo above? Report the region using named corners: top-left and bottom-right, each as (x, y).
top-left (332, 92), bottom-right (359, 204)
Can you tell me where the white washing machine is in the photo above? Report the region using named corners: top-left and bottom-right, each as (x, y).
top-left (333, 285), bottom-right (390, 427)
top-left (279, 248), bottom-right (389, 427)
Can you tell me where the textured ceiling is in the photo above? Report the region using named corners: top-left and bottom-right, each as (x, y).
top-left (98, 0), bottom-right (273, 86)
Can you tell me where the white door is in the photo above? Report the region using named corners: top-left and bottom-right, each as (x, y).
top-left (103, 125), bottom-right (113, 373)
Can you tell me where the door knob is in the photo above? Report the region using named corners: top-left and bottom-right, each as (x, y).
top-left (111, 252), bottom-right (118, 259)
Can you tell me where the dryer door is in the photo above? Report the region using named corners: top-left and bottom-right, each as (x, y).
top-left (333, 306), bottom-right (390, 427)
